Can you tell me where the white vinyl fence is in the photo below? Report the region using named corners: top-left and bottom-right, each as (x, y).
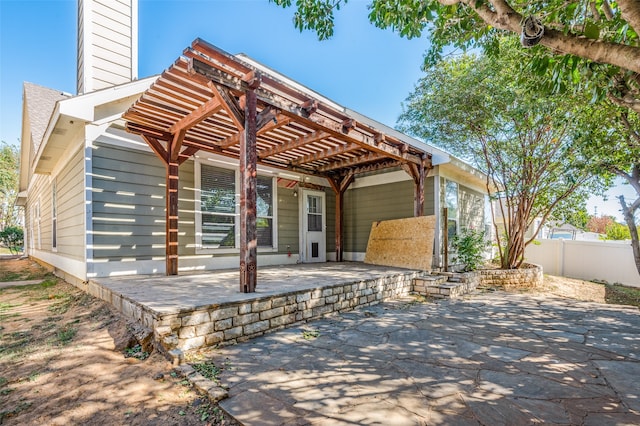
top-left (525, 239), bottom-right (640, 288)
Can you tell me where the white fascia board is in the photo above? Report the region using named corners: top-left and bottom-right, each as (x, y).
top-left (58, 76), bottom-right (157, 122)
top-left (34, 76), bottom-right (157, 175)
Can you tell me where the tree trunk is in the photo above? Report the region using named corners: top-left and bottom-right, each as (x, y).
top-left (619, 195), bottom-right (640, 277)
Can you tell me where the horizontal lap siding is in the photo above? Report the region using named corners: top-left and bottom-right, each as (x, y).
top-left (343, 181), bottom-right (414, 253)
top-left (424, 176), bottom-right (435, 216)
top-left (27, 174), bottom-right (52, 251)
top-left (56, 147), bottom-right (85, 260)
top-left (277, 188), bottom-right (299, 253)
top-left (91, 142), bottom-right (166, 260)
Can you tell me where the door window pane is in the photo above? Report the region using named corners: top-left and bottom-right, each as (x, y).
top-left (307, 195), bottom-right (322, 231)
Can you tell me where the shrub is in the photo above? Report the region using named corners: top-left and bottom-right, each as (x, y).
top-left (0, 226), bottom-right (23, 254)
top-left (451, 228), bottom-right (489, 272)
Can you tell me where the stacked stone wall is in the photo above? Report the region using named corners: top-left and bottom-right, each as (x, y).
top-left (149, 271), bottom-right (421, 351)
top-left (479, 263), bottom-right (543, 289)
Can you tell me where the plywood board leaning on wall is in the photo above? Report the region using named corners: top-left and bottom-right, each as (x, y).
top-left (364, 216), bottom-right (436, 271)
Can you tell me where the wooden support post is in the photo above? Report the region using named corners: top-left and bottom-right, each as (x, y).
top-left (239, 86), bottom-right (258, 293)
top-left (415, 162), bottom-right (425, 217)
top-left (327, 173), bottom-right (354, 262)
top-left (443, 207), bottom-right (449, 272)
top-left (166, 161), bottom-right (179, 275)
top-left (401, 162), bottom-right (425, 217)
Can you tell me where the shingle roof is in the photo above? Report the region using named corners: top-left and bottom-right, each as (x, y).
top-left (23, 82), bottom-right (70, 154)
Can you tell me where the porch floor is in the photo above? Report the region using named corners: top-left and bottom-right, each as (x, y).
top-left (87, 262), bottom-right (425, 353)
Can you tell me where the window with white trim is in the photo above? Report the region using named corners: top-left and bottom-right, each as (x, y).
top-left (198, 163), bottom-right (276, 250)
top-left (52, 180), bottom-right (57, 250)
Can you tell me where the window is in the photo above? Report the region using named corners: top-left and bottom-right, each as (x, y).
top-left (33, 200), bottom-right (41, 250)
top-left (198, 163), bottom-right (276, 250)
top-left (256, 176), bottom-right (274, 247)
top-left (444, 179), bottom-right (458, 242)
top-left (200, 165), bottom-right (236, 248)
top-left (52, 180), bottom-right (57, 250)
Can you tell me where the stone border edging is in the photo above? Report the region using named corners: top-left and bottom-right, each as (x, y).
top-left (479, 263), bottom-right (543, 289)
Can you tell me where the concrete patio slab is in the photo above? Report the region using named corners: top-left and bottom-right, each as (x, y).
top-left (202, 291), bottom-right (640, 425)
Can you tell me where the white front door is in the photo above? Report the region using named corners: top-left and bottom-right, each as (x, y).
top-left (301, 190), bottom-right (326, 263)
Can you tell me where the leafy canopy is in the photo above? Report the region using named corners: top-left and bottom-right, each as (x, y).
top-left (397, 40), bottom-right (602, 268)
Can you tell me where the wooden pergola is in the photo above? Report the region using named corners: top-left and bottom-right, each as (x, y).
top-left (122, 38), bottom-right (432, 293)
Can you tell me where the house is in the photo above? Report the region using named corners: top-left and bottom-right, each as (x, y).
top-left (18, 0), bottom-right (488, 288)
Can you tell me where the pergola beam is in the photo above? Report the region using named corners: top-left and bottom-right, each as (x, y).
top-left (188, 56), bottom-right (423, 165)
top-left (258, 130), bottom-right (330, 159)
top-left (316, 152), bottom-right (385, 173)
top-left (290, 143), bottom-right (359, 166)
top-left (167, 94), bottom-right (223, 134)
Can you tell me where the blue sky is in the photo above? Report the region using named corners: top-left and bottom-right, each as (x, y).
top-left (0, 0), bottom-right (634, 222)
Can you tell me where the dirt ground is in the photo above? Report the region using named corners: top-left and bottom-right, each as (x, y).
top-left (0, 258), bottom-right (236, 425)
top-left (0, 258), bottom-right (638, 425)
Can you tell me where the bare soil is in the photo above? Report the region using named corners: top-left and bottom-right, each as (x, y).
top-left (0, 258), bottom-right (236, 425)
top-left (0, 258), bottom-right (638, 425)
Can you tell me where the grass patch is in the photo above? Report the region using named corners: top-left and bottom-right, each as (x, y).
top-left (605, 284), bottom-right (640, 307)
top-left (123, 344), bottom-right (149, 361)
top-left (0, 330), bottom-right (33, 356)
top-left (0, 269), bottom-right (49, 283)
top-left (55, 324), bottom-right (77, 345)
top-left (0, 400), bottom-right (33, 421)
top-left (0, 302), bottom-right (21, 321)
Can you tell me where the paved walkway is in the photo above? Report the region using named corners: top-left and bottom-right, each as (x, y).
top-left (205, 291), bottom-right (640, 425)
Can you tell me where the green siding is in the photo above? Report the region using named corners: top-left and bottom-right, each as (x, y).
top-left (343, 180), bottom-right (414, 253)
top-left (424, 176), bottom-right (435, 216)
top-left (26, 174), bottom-right (52, 251)
top-left (91, 142), bottom-right (166, 260)
top-left (56, 146), bottom-right (85, 260)
top-left (325, 188), bottom-right (336, 253)
top-left (459, 185), bottom-right (485, 230)
top-left (277, 187), bottom-right (299, 253)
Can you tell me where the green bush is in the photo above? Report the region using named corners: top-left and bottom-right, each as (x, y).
top-left (0, 226), bottom-right (23, 254)
top-left (451, 228), bottom-right (489, 272)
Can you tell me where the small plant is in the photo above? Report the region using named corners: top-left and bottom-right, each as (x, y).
top-left (191, 360), bottom-right (222, 383)
top-left (56, 324), bottom-right (78, 345)
top-left (302, 329), bottom-right (320, 340)
top-left (123, 344), bottom-right (150, 360)
top-left (451, 228), bottom-right (489, 272)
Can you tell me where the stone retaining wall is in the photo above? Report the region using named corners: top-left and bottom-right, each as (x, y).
top-left (149, 271), bottom-right (421, 352)
top-left (479, 263), bottom-right (543, 289)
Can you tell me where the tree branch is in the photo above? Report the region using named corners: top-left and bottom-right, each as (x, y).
top-left (618, 0), bottom-right (640, 35)
top-left (454, 0), bottom-right (640, 74)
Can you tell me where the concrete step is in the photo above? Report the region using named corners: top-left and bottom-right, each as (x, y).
top-left (413, 274), bottom-right (478, 299)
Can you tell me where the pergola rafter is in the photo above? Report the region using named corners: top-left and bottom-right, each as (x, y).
top-left (123, 38), bottom-right (435, 292)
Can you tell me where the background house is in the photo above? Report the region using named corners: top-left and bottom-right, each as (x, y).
top-left (19, 0), bottom-right (488, 284)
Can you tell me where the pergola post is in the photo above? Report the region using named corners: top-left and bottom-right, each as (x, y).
top-left (327, 172), bottom-right (354, 262)
top-left (166, 161), bottom-right (180, 275)
top-left (239, 83), bottom-right (259, 293)
top-left (402, 157), bottom-right (429, 217)
top-left (415, 162), bottom-right (425, 217)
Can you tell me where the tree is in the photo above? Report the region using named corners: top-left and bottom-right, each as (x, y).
top-left (0, 142), bottom-right (20, 230)
top-left (587, 215), bottom-right (616, 234)
top-left (0, 226), bottom-right (23, 255)
top-left (604, 221), bottom-right (632, 240)
top-left (271, 0), bottom-right (640, 113)
top-left (396, 43), bottom-right (601, 269)
top-left (575, 100), bottom-right (640, 275)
